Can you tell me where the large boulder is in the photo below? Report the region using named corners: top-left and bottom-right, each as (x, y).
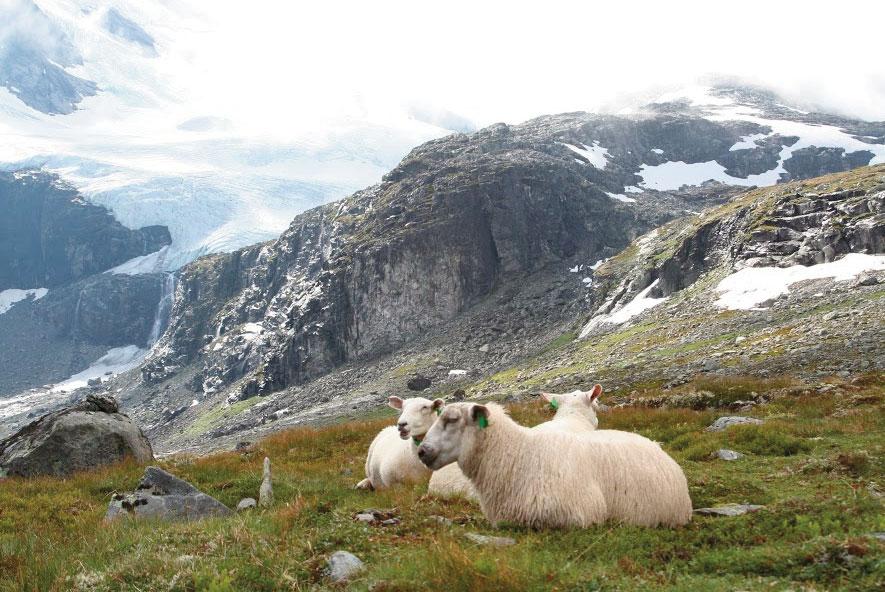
top-left (0, 394), bottom-right (153, 477)
top-left (105, 466), bottom-right (232, 521)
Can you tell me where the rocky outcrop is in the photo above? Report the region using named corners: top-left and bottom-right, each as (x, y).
top-left (0, 395), bottom-right (153, 477)
top-left (105, 466), bottom-right (231, 521)
top-left (0, 171), bottom-right (171, 290)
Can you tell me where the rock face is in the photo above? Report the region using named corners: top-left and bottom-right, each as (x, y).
top-left (0, 171), bottom-right (170, 290)
top-left (0, 395), bottom-right (153, 477)
top-left (105, 466), bottom-right (231, 521)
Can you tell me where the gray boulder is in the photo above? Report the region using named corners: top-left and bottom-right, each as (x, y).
top-left (0, 394), bottom-right (153, 477)
top-left (326, 551), bottom-right (364, 583)
top-left (105, 466), bottom-right (232, 521)
top-left (706, 416), bottom-right (763, 432)
top-left (236, 498), bottom-right (257, 512)
top-left (716, 449), bottom-right (744, 461)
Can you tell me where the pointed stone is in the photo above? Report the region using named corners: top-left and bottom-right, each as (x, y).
top-left (258, 456), bottom-right (273, 507)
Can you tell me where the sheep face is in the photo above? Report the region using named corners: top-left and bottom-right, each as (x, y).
top-left (417, 403), bottom-right (487, 470)
top-left (540, 384), bottom-right (602, 427)
top-left (388, 396), bottom-right (444, 441)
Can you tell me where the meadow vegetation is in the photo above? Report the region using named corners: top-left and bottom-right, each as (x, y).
top-left (0, 374), bottom-right (882, 591)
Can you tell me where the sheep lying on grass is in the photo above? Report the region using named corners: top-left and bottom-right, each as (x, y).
top-left (418, 402), bottom-right (692, 528)
top-left (355, 396), bottom-right (443, 490)
top-left (427, 385), bottom-right (603, 501)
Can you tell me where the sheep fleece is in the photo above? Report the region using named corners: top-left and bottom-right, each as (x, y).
top-left (462, 404), bottom-right (692, 528)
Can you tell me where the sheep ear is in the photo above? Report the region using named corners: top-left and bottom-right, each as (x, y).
top-left (388, 396), bottom-right (403, 410)
top-left (432, 398), bottom-right (444, 414)
top-left (588, 384), bottom-right (602, 403)
top-left (471, 404), bottom-right (490, 429)
top-left (540, 392), bottom-right (553, 402)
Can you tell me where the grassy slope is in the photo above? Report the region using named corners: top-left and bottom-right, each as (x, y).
top-left (1, 375), bottom-right (883, 591)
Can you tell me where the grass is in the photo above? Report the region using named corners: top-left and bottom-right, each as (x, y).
top-left (1, 374), bottom-right (883, 591)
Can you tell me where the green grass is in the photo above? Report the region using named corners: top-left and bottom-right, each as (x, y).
top-left (1, 375), bottom-right (883, 591)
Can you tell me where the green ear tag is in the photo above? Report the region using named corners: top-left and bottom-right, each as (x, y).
top-left (549, 398), bottom-right (559, 411)
top-left (412, 435), bottom-right (423, 445)
top-left (436, 407), bottom-right (442, 416)
top-left (477, 415), bottom-right (489, 429)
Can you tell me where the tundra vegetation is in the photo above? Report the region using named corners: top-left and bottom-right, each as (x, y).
top-left (0, 373), bottom-right (882, 591)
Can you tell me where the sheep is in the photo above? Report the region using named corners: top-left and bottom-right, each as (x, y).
top-left (417, 402), bottom-right (692, 528)
top-left (355, 395), bottom-right (444, 490)
top-left (427, 384), bottom-right (604, 500)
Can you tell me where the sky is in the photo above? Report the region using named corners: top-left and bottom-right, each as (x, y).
top-left (182, 0), bottom-right (885, 131)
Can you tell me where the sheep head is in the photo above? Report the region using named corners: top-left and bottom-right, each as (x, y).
top-left (540, 384), bottom-right (602, 427)
top-left (388, 396), bottom-right (444, 441)
top-left (417, 402), bottom-right (489, 470)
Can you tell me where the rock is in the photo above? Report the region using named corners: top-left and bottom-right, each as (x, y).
top-left (326, 551), bottom-right (364, 583)
top-left (381, 518), bottom-right (400, 526)
top-left (716, 449), bottom-right (743, 461)
top-left (0, 394), bottom-right (153, 477)
top-left (870, 532), bottom-right (885, 542)
top-left (694, 504), bottom-right (764, 517)
top-left (258, 457), bottom-right (273, 507)
top-left (464, 532), bottom-right (516, 546)
top-left (450, 389), bottom-right (466, 401)
top-left (105, 466), bottom-right (232, 521)
top-left (478, 344), bottom-right (490, 353)
top-left (406, 375), bottom-right (432, 391)
top-left (734, 336), bottom-right (746, 344)
top-left (234, 441), bottom-right (252, 452)
top-left (705, 416), bottom-right (763, 432)
top-left (429, 515), bottom-right (453, 526)
top-left (854, 274), bottom-right (879, 287)
top-left (236, 498), bottom-right (257, 512)
top-left (87, 377), bottom-right (102, 387)
top-left (355, 513), bottom-right (375, 523)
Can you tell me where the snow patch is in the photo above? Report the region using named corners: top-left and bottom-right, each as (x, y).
top-left (715, 253), bottom-right (885, 310)
top-left (0, 288), bottom-right (48, 314)
top-left (561, 142), bottom-right (610, 169)
top-left (579, 279), bottom-right (668, 338)
top-left (651, 148), bottom-right (664, 155)
top-left (106, 246), bottom-right (170, 275)
top-left (605, 192), bottom-right (637, 203)
top-left (624, 185), bottom-right (643, 193)
top-left (51, 345), bottom-right (148, 393)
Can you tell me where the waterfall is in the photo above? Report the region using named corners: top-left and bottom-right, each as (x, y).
top-left (148, 272), bottom-right (176, 346)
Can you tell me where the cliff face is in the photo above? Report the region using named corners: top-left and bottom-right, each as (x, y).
top-left (141, 99), bottom-right (885, 412)
top-left (0, 171), bottom-right (170, 290)
top-left (0, 171), bottom-right (172, 400)
top-left (143, 123), bottom-right (648, 398)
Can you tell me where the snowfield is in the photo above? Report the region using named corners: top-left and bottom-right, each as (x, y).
top-left (0, 288), bottom-right (48, 314)
top-left (715, 253), bottom-right (885, 310)
top-left (50, 345), bottom-right (148, 393)
top-left (579, 279), bottom-right (668, 338)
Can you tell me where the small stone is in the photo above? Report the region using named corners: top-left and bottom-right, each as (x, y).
top-left (236, 498), bottom-right (257, 512)
top-left (355, 513), bottom-right (375, 523)
top-left (429, 515), bottom-right (453, 526)
top-left (464, 533), bottom-right (516, 546)
top-left (694, 504), bottom-right (764, 517)
top-left (734, 336), bottom-right (746, 344)
top-left (380, 518), bottom-right (400, 526)
top-left (870, 532), bottom-right (885, 542)
top-left (716, 449), bottom-right (743, 461)
top-left (234, 441), bottom-right (252, 452)
top-left (706, 416), bottom-right (763, 432)
top-left (854, 274), bottom-right (879, 287)
top-left (326, 551), bottom-right (364, 582)
top-left (407, 375), bottom-right (432, 391)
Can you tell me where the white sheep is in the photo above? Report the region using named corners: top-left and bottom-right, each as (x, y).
top-left (427, 385), bottom-right (603, 500)
top-left (417, 402), bottom-right (692, 528)
top-left (355, 395), bottom-right (443, 490)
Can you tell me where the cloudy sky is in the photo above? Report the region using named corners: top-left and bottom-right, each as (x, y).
top-left (185, 0), bottom-right (885, 130)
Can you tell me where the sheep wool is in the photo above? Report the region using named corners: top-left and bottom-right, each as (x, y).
top-left (445, 403), bottom-right (692, 528)
top-left (428, 387), bottom-right (602, 501)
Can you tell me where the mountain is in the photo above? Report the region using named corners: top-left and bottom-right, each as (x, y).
top-left (67, 85), bottom-right (879, 453)
top-left (0, 0), bottom-right (466, 268)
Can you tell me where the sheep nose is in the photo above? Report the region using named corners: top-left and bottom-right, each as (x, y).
top-left (417, 444), bottom-right (434, 465)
